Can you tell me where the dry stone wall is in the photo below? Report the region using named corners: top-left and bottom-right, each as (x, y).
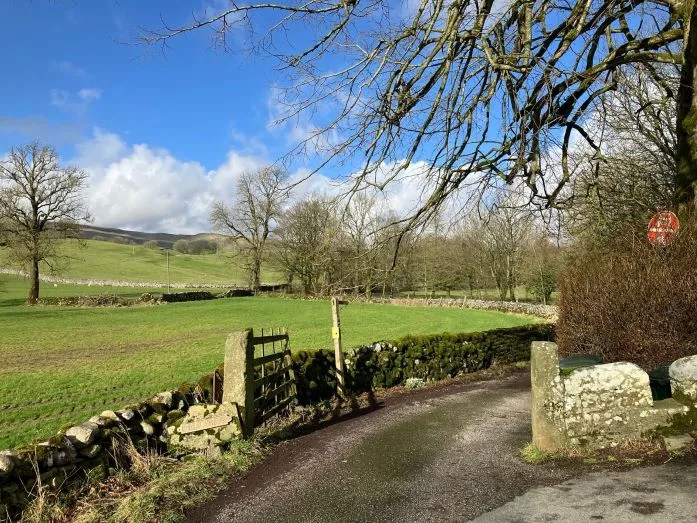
top-left (0, 268), bottom-right (238, 289)
top-left (357, 297), bottom-right (557, 319)
top-left (0, 391), bottom-right (202, 520)
top-left (531, 342), bottom-right (692, 449)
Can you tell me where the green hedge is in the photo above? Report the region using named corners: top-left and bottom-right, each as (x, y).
top-left (183, 324), bottom-right (554, 406)
top-left (292, 323), bottom-right (554, 404)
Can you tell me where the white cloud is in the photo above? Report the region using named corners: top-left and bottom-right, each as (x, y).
top-left (74, 129), bottom-right (450, 234)
top-left (76, 130), bottom-right (269, 233)
top-left (50, 60), bottom-right (88, 79)
top-left (78, 88), bottom-right (102, 101)
top-left (49, 88), bottom-right (102, 115)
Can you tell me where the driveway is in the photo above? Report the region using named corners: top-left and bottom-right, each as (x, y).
top-left (186, 373), bottom-right (697, 522)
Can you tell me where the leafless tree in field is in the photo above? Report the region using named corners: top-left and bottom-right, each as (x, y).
top-left (474, 195), bottom-right (534, 301)
top-left (276, 194), bottom-right (340, 294)
top-left (142, 0), bottom-right (694, 230)
top-left (210, 166), bottom-right (290, 291)
top-left (0, 142), bottom-right (90, 304)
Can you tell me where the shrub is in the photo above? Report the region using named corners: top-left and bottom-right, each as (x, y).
top-left (173, 239), bottom-right (190, 254)
top-left (525, 266), bottom-right (557, 304)
top-left (143, 240), bottom-right (160, 249)
top-left (557, 213), bottom-right (697, 370)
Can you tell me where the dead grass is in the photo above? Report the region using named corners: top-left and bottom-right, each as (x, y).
top-left (18, 439), bottom-right (262, 523)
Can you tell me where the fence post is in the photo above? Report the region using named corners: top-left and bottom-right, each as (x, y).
top-left (283, 327), bottom-right (297, 399)
top-left (331, 297), bottom-right (348, 398)
top-left (223, 328), bottom-right (255, 437)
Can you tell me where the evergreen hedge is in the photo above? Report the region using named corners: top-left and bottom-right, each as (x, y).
top-left (292, 323), bottom-right (554, 404)
top-left (183, 323), bottom-right (554, 406)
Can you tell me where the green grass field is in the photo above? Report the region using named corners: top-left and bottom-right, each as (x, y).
top-left (0, 239), bottom-right (283, 285)
top-left (0, 278), bottom-right (536, 448)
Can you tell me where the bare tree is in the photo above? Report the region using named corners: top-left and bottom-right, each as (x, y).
top-left (566, 64), bottom-right (678, 241)
top-left (0, 142), bottom-right (90, 304)
top-left (210, 166), bottom-right (290, 291)
top-left (474, 196), bottom-right (534, 301)
top-left (276, 194), bottom-right (339, 294)
top-left (143, 1), bottom-right (695, 230)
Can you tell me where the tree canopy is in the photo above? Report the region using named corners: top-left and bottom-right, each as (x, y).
top-left (144, 0), bottom-right (694, 229)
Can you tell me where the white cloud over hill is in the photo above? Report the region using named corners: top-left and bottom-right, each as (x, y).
top-left (76, 129), bottom-right (439, 234)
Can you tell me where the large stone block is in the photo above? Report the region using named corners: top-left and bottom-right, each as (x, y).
top-left (562, 362), bottom-right (654, 443)
top-left (669, 355), bottom-right (697, 404)
top-left (167, 402), bottom-right (241, 451)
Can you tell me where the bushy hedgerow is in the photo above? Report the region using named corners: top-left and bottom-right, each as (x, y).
top-left (161, 291), bottom-right (216, 303)
top-left (291, 323), bottom-right (553, 404)
top-left (557, 215), bottom-right (697, 370)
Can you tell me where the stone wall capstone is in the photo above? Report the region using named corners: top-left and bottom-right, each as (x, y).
top-left (531, 343), bottom-right (690, 449)
top-left (669, 355), bottom-right (697, 403)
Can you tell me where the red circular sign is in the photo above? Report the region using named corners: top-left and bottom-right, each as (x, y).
top-left (647, 211), bottom-right (680, 247)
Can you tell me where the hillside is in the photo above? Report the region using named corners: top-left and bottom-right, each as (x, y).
top-left (1, 239), bottom-right (283, 285)
top-left (80, 225), bottom-right (228, 249)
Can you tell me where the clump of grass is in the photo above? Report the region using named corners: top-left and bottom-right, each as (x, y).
top-left (19, 456), bottom-right (68, 523)
top-left (519, 442), bottom-right (552, 464)
top-left (110, 440), bottom-right (260, 523)
top-left (19, 440), bottom-right (261, 523)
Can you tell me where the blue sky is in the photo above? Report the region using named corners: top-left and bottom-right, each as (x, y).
top-left (0, 1), bottom-right (285, 165)
top-left (2, 1), bottom-right (417, 232)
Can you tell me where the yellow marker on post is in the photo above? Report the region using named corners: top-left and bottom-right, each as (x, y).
top-left (331, 297), bottom-right (349, 398)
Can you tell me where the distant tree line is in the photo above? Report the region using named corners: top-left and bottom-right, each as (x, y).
top-left (272, 193), bottom-right (562, 303)
top-left (172, 238), bottom-right (218, 255)
top-left (208, 166), bottom-right (562, 302)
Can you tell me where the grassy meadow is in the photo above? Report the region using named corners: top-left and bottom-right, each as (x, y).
top-left (0, 275), bottom-right (536, 448)
top-left (0, 239), bottom-right (283, 285)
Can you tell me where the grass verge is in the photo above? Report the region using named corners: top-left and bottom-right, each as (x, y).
top-left (20, 440), bottom-right (263, 523)
top-left (519, 439), bottom-right (697, 471)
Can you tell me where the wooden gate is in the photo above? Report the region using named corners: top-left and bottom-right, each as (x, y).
top-left (250, 329), bottom-right (297, 427)
top-left (222, 328), bottom-right (297, 436)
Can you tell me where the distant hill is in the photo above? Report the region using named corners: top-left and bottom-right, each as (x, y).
top-left (80, 225), bottom-right (228, 249)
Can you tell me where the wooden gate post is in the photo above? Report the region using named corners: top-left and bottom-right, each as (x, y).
top-left (331, 297), bottom-right (349, 398)
top-left (223, 328), bottom-right (255, 437)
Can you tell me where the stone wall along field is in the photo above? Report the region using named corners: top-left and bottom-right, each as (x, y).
top-left (290, 324), bottom-right (554, 404)
top-left (362, 297), bottom-right (557, 320)
top-left (0, 391), bottom-right (214, 520)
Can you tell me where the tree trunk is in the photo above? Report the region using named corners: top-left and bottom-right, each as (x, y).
top-left (676, 7), bottom-right (697, 207)
top-left (251, 256), bottom-right (261, 292)
top-left (27, 258), bottom-right (39, 305)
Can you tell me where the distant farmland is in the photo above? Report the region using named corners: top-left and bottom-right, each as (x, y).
top-left (0, 239), bottom-right (283, 286)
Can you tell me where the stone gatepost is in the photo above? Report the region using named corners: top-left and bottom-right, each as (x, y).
top-left (531, 341), bottom-right (567, 452)
top-left (223, 329), bottom-right (256, 437)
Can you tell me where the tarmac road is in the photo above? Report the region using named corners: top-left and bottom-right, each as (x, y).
top-left (186, 372), bottom-right (697, 522)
